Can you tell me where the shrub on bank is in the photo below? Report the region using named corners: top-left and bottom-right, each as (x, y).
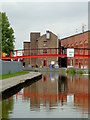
top-left (66, 70), bottom-right (70, 73)
top-left (79, 70), bottom-right (83, 75)
top-left (66, 68), bottom-right (76, 74)
top-left (88, 69), bottom-right (90, 74)
top-left (35, 69), bottom-right (38, 72)
top-left (60, 69), bottom-right (64, 73)
top-left (71, 68), bottom-right (76, 74)
top-left (88, 70), bottom-right (90, 74)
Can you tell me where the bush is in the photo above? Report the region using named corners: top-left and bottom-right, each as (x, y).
top-left (66, 70), bottom-right (70, 73)
top-left (61, 69), bottom-right (64, 73)
top-left (71, 68), bottom-right (76, 74)
top-left (66, 68), bottom-right (76, 74)
top-left (88, 69), bottom-right (90, 74)
top-left (79, 70), bottom-right (83, 75)
top-left (35, 69), bottom-right (38, 72)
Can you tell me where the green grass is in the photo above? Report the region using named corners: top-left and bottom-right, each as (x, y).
top-left (0, 71), bottom-right (29, 80)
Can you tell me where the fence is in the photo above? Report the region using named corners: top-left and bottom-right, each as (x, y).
top-left (0, 60), bottom-right (23, 75)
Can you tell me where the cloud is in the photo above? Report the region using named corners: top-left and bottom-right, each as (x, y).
top-left (1, 2), bottom-right (88, 49)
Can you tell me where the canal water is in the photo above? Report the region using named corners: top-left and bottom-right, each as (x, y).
top-left (1, 72), bottom-right (88, 118)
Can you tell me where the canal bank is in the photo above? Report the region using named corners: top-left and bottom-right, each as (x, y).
top-left (0, 72), bottom-right (42, 93)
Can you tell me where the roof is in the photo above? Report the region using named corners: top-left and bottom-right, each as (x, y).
top-left (61, 30), bottom-right (90, 40)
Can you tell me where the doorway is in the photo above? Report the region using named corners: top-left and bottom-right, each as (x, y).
top-left (43, 60), bottom-right (47, 66)
top-left (61, 57), bottom-right (67, 67)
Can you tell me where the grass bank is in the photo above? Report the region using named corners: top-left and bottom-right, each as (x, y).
top-left (0, 71), bottom-right (29, 80)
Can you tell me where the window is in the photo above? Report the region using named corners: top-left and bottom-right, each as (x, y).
top-left (43, 41), bottom-right (47, 47)
top-left (46, 32), bottom-right (50, 39)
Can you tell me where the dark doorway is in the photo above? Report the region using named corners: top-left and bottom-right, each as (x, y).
top-left (61, 57), bottom-right (67, 67)
top-left (43, 60), bottom-right (47, 66)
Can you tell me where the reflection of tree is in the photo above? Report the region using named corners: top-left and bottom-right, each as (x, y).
top-left (2, 97), bottom-right (14, 118)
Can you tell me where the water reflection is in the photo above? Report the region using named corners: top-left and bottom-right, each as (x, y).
top-left (2, 72), bottom-right (88, 118)
top-left (2, 97), bottom-right (14, 118)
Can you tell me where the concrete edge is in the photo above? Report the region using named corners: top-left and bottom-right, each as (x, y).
top-left (0, 72), bottom-right (42, 93)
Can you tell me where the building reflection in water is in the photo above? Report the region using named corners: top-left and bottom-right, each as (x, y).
top-left (16, 73), bottom-right (88, 113)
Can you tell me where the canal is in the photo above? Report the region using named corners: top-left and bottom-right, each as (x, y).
top-left (1, 72), bottom-right (88, 118)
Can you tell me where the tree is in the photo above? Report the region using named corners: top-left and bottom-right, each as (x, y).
top-left (1, 12), bottom-right (15, 57)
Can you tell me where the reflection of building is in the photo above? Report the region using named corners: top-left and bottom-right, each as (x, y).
top-left (24, 31), bottom-right (58, 67)
top-left (67, 75), bottom-right (88, 110)
top-left (58, 76), bottom-right (67, 94)
top-left (61, 31), bottom-right (90, 69)
top-left (20, 73), bottom-right (88, 112)
top-left (23, 73), bottom-right (58, 110)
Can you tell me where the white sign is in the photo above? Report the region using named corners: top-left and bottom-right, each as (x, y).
top-left (67, 48), bottom-right (74, 57)
top-left (14, 51), bottom-right (22, 57)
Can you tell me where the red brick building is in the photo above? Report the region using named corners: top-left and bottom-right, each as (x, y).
top-left (24, 31), bottom-right (58, 67)
top-left (24, 30), bottom-right (90, 69)
top-left (61, 31), bottom-right (90, 69)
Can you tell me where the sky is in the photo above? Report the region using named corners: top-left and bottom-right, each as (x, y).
top-left (0, 1), bottom-right (89, 49)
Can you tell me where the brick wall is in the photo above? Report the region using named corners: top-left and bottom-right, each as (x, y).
top-left (88, 31), bottom-right (90, 69)
top-left (37, 31), bottom-right (58, 67)
top-left (61, 31), bottom-right (89, 69)
top-left (30, 33), bottom-right (40, 66)
top-left (24, 42), bottom-right (30, 67)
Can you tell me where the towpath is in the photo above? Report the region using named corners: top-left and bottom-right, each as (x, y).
top-left (0, 72), bottom-right (41, 93)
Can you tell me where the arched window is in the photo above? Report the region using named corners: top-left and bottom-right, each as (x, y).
top-left (79, 41), bottom-right (83, 48)
top-left (84, 40), bottom-right (88, 48)
top-left (75, 42), bottom-right (78, 48)
top-left (70, 43), bottom-right (74, 48)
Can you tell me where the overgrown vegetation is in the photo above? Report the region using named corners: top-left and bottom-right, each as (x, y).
top-left (78, 70), bottom-right (83, 75)
top-left (66, 68), bottom-right (76, 74)
top-left (0, 71), bottom-right (29, 80)
top-left (60, 69), bottom-right (64, 73)
top-left (88, 75), bottom-right (90, 79)
top-left (34, 69), bottom-right (38, 72)
top-left (88, 69), bottom-right (90, 74)
top-left (66, 68), bottom-right (85, 75)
